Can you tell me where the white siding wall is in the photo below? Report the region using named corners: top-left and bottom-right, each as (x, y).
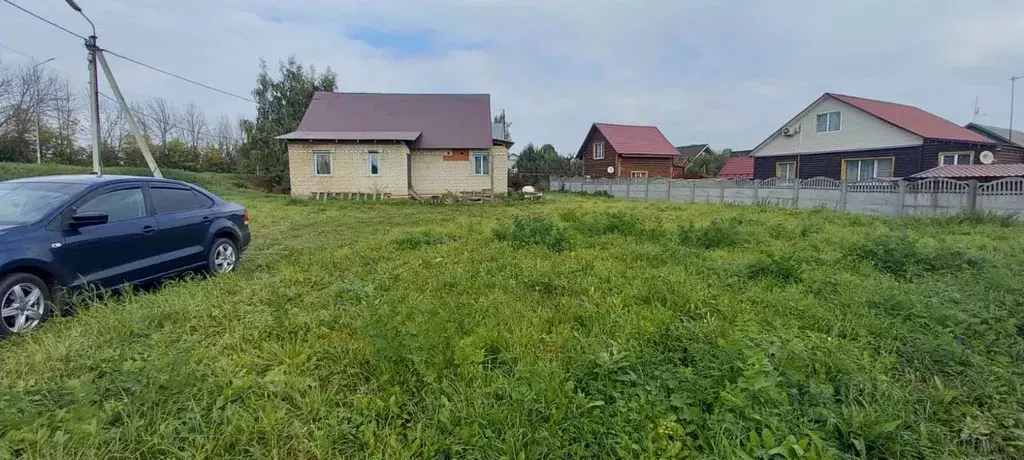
top-left (753, 96), bottom-right (922, 157)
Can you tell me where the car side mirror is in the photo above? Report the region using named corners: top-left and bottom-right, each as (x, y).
top-left (69, 211), bottom-right (109, 228)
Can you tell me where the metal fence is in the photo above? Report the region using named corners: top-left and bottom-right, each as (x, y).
top-left (550, 176), bottom-right (1024, 218)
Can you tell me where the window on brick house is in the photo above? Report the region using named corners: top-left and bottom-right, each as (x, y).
top-left (314, 152), bottom-right (331, 176)
top-left (473, 153), bottom-right (490, 175)
top-left (368, 151), bottom-right (380, 176)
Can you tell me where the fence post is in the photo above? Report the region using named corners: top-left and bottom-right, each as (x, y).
top-left (968, 180), bottom-right (979, 213)
top-left (897, 180), bottom-right (907, 216)
top-left (792, 179), bottom-right (800, 208)
top-left (690, 181), bottom-right (697, 202)
top-left (667, 179), bottom-right (673, 201)
top-left (719, 181), bottom-right (726, 203)
top-left (645, 178), bottom-right (650, 200)
top-left (839, 181), bottom-right (848, 211)
top-left (626, 179), bottom-right (631, 200)
top-left (753, 180), bottom-right (760, 205)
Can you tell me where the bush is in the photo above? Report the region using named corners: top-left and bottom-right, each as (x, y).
top-left (493, 216), bottom-right (570, 252)
top-left (677, 218), bottom-right (744, 249)
top-left (745, 254), bottom-right (802, 284)
top-left (392, 231), bottom-right (453, 250)
top-left (571, 211), bottom-right (646, 237)
top-left (851, 231), bottom-right (983, 279)
top-left (564, 190), bottom-right (614, 198)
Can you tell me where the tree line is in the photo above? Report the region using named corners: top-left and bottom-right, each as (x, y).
top-left (0, 59), bottom-right (252, 173)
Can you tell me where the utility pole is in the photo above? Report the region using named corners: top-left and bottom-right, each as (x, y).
top-left (96, 51), bottom-right (162, 177)
top-left (32, 58), bottom-right (55, 164)
top-left (1012, 76), bottom-right (1022, 145)
top-left (65, 0), bottom-right (101, 174)
top-left (66, 0), bottom-right (161, 177)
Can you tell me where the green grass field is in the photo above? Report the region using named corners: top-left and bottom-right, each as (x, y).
top-left (1, 163), bottom-right (1023, 458)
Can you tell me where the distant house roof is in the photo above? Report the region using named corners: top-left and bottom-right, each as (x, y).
top-left (577, 123), bottom-right (678, 158)
top-left (717, 156), bottom-right (754, 179)
top-left (730, 149), bottom-right (752, 157)
top-left (276, 92), bottom-right (493, 149)
top-left (829, 93), bottom-right (992, 143)
top-left (675, 144), bottom-right (714, 160)
top-left (911, 164), bottom-right (1024, 179)
top-left (965, 123), bottom-right (1024, 147)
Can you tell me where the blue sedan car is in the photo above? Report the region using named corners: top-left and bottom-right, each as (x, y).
top-left (0, 175), bottom-right (250, 336)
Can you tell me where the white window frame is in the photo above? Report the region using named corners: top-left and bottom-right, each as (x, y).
top-left (631, 171), bottom-right (648, 182)
top-left (842, 157), bottom-right (895, 181)
top-left (313, 152), bottom-right (332, 176)
top-left (472, 153), bottom-right (490, 176)
top-left (815, 111), bottom-right (842, 133)
top-left (368, 151), bottom-right (380, 176)
top-left (776, 161), bottom-right (796, 180)
top-left (593, 142), bottom-right (605, 160)
top-left (939, 151), bottom-right (973, 165)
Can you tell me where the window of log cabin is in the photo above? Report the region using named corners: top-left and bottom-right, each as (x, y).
top-left (593, 142), bottom-right (605, 160)
top-left (631, 171), bottom-right (647, 183)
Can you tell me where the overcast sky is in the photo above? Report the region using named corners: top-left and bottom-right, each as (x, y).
top-left (2, 0), bottom-right (1023, 155)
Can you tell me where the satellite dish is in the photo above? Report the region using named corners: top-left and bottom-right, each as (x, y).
top-left (979, 151), bottom-right (995, 165)
top-left (607, 166), bottom-right (615, 174)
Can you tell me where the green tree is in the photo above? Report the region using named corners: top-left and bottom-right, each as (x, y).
top-left (513, 143), bottom-right (573, 187)
top-left (238, 56), bottom-right (337, 191)
top-left (687, 153), bottom-right (729, 177)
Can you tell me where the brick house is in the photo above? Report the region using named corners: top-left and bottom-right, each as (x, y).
top-left (277, 92), bottom-right (511, 197)
top-left (575, 123), bottom-right (679, 179)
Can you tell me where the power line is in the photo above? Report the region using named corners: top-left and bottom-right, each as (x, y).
top-left (2, 0), bottom-right (255, 103)
top-left (0, 40), bottom-right (40, 61)
top-left (100, 49), bottom-right (255, 103)
top-left (1, 0), bottom-right (86, 40)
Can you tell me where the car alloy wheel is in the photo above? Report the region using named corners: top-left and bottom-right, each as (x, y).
top-left (1, 283), bottom-right (46, 334)
top-left (213, 243), bottom-right (237, 273)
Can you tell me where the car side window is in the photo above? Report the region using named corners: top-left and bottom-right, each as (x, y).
top-left (77, 188), bottom-right (146, 223)
top-left (151, 187), bottom-right (213, 214)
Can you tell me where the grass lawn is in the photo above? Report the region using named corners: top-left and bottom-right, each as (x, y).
top-left (1, 166), bottom-right (1024, 458)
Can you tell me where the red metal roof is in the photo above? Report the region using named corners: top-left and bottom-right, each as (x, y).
top-left (593, 123), bottom-right (678, 156)
top-left (830, 94), bottom-right (992, 144)
top-left (717, 156), bottom-right (754, 179)
top-left (911, 164), bottom-right (1024, 179)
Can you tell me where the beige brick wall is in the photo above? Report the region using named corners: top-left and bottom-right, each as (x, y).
top-left (410, 146), bottom-right (509, 195)
top-left (287, 142), bottom-right (409, 197)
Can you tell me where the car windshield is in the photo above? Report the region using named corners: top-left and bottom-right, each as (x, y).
top-left (0, 182), bottom-right (87, 225)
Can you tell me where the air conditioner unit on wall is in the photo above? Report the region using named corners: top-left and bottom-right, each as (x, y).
top-left (782, 126), bottom-right (800, 137)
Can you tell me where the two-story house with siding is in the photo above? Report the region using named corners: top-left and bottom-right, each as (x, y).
top-left (575, 123), bottom-right (679, 179)
top-left (277, 92), bottom-right (512, 197)
top-left (750, 93), bottom-right (1004, 181)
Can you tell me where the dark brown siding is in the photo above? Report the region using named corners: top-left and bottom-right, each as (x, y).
top-left (582, 128), bottom-right (618, 178)
top-left (620, 156), bottom-right (674, 178)
top-left (753, 147), bottom-right (921, 180)
top-left (920, 140), bottom-right (1000, 170)
top-left (753, 140), bottom-right (1000, 180)
top-left (993, 145), bottom-right (1024, 164)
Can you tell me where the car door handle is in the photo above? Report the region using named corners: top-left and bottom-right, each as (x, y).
top-left (142, 225), bottom-right (157, 235)
top-left (201, 216), bottom-right (212, 223)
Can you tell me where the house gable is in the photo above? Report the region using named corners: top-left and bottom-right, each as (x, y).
top-left (578, 125), bottom-right (619, 178)
top-left (752, 95), bottom-right (923, 158)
